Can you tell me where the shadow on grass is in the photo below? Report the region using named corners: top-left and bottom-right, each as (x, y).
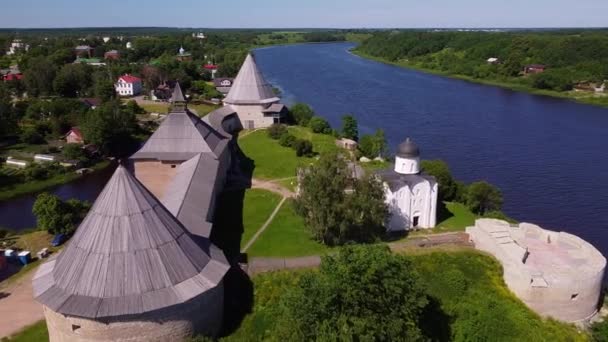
top-left (0, 263), bottom-right (25, 283)
top-left (419, 296), bottom-right (452, 341)
top-left (437, 201), bottom-right (454, 224)
top-left (218, 266), bottom-right (254, 337)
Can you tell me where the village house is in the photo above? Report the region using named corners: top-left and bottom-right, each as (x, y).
top-left (104, 49), bottom-right (120, 60)
top-left (203, 64), bottom-right (219, 79)
top-left (6, 40), bottom-right (28, 55)
top-left (73, 57), bottom-right (105, 66)
top-left (1, 66), bottom-right (23, 82)
top-left (126, 41), bottom-right (133, 49)
top-left (214, 53), bottom-right (287, 129)
top-left (336, 138), bottom-right (358, 151)
top-left (487, 57), bottom-right (500, 64)
top-left (467, 219), bottom-right (606, 323)
top-left (376, 138), bottom-right (438, 231)
top-left (65, 127), bottom-right (84, 144)
top-left (213, 77), bottom-right (234, 95)
top-left (74, 45), bottom-right (94, 58)
top-left (79, 98), bottom-right (102, 110)
top-left (115, 74), bottom-right (143, 97)
top-left (524, 64), bottom-right (547, 75)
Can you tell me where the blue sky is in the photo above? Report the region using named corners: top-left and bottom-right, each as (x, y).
top-left (4, 0), bottom-right (608, 28)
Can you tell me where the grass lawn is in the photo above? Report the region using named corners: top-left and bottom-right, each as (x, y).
top-left (238, 126), bottom-right (339, 180)
top-left (139, 102), bottom-right (169, 114)
top-left (190, 103), bottom-right (220, 117)
top-left (0, 321), bottom-right (48, 342)
top-left (241, 189), bottom-right (282, 248)
top-left (0, 160), bottom-right (111, 202)
top-left (247, 200), bottom-right (330, 257)
top-left (407, 250), bottom-right (587, 341)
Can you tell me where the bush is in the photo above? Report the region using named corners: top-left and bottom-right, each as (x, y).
top-left (294, 139), bottom-right (314, 157)
top-left (20, 128), bottom-right (46, 145)
top-left (289, 103), bottom-right (314, 126)
top-left (276, 245), bottom-right (429, 341)
top-left (33, 193), bottom-right (91, 235)
top-left (358, 129), bottom-right (387, 158)
top-left (267, 124), bottom-right (288, 140)
top-left (308, 116), bottom-right (332, 134)
top-left (591, 319), bottom-right (608, 342)
top-left (279, 133), bottom-right (297, 148)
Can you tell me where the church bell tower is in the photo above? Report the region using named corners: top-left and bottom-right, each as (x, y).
top-left (394, 138), bottom-right (420, 175)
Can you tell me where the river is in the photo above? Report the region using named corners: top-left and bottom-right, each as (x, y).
top-left (0, 164), bottom-right (116, 231)
top-left (1, 42), bottom-right (607, 258)
top-left (254, 42), bottom-right (608, 254)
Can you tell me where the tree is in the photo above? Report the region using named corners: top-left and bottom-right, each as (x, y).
top-left (53, 64), bottom-right (93, 97)
top-left (341, 114), bottom-right (359, 141)
top-left (62, 144), bottom-right (88, 164)
top-left (358, 129), bottom-right (387, 158)
top-left (276, 245), bottom-right (429, 341)
top-left (23, 57), bottom-right (57, 97)
top-left (20, 127), bottom-right (46, 144)
top-left (289, 103), bottom-right (314, 126)
top-left (591, 320), bottom-right (608, 342)
top-left (81, 101), bottom-right (138, 157)
top-left (295, 152), bottom-right (388, 245)
top-left (294, 139), bottom-right (313, 157)
top-left (421, 160), bottom-right (458, 201)
top-left (465, 181), bottom-right (503, 215)
top-left (94, 78), bottom-right (116, 101)
top-left (0, 83), bottom-right (18, 137)
top-left (32, 193), bottom-right (90, 235)
top-left (308, 116), bottom-right (332, 134)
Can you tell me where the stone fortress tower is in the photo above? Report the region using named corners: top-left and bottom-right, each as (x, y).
top-left (467, 219), bottom-right (606, 323)
top-left (32, 166), bottom-right (229, 341)
top-left (377, 138), bottom-right (438, 231)
top-left (33, 83), bottom-right (240, 341)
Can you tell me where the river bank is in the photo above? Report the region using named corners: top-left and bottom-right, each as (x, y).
top-left (350, 49), bottom-right (608, 109)
top-left (0, 160), bottom-right (111, 203)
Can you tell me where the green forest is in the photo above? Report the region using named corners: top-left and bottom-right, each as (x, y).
top-left (355, 30), bottom-right (608, 106)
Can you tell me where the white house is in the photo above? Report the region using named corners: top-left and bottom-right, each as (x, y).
top-left (115, 74), bottom-right (142, 97)
top-left (377, 138), bottom-right (438, 232)
top-left (6, 40), bottom-right (28, 55)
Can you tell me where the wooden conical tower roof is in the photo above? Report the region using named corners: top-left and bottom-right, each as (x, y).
top-left (33, 165), bottom-right (229, 318)
top-left (224, 53), bottom-right (280, 105)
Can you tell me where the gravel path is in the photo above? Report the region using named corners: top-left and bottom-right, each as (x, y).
top-left (0, 268), bottom-right (43, 338)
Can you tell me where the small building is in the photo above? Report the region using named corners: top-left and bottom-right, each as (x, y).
top-left (73, 57), bottom-right (105, 66)
top-left (213, 78), bottom-right (234, 95)
top-left (220, 53), bottom-right (286, 129)
top-left (376, 138), bottom-right (438, 231)
top-left (74, 45), bottom-right (94, 58)
top-left (115, 74), bottom-right (142, 97)
top-left (176, 46), bottom-right (192, 62)
top-left (65, 127), bottom-right (84, 144)
top-left (193, 32), bottom-right (206, 39)
top-left (336, 138), bottom-right (358, 151)
top-left (487, 57), bottom-right (500, 64)
top-left (467, 219), bottom-right (606, 323)
top-left (1, 66), bottom-right (23, 82)
top-left (102, 37), bottom-right (110, 43)
top-left (126, 41), bottom-right (133, 49)
top-left (524, 64), bottom-right (546, 75)
top-left (104, 50), bottom-right (120, 60)
top-left (6, 40), bottom-right (28, 55)
top-left (80, 98), bottom-right (102, 109)
top-left (34, 154), bottom-right (56, 163)
top-left (5, 157), bottom-right (29, 168)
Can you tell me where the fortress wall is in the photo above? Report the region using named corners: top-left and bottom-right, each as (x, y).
top-left (45, 284), bottom-right (224, 342)
top-left (467, 219), bottom-right (606, 323)
top-left (133, 160), bottom-right (179, 199)
top-left (232, 104), bottom-right (276, 128)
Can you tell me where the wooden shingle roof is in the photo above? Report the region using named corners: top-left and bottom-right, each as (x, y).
top-left (32, 166), bottom-right (229, 318)
top-left (224, 53), bottom-right (280, 105)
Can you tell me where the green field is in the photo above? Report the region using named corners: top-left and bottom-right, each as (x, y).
top-left (247, 200), bottom-right (330, 257)
top-left (139, 102), bottom-right (169, 114)
top-left (238, 126), bottom-right (339, 180)
top-left (0, 321), bottom-right (48, 342)
top-left (241, 189), bottom-right (282, 247)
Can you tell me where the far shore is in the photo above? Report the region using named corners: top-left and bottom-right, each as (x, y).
top-left (350, 48), bottom-right (608, 109)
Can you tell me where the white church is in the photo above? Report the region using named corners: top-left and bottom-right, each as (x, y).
top-left (377, 138), bottom-right (438, 231)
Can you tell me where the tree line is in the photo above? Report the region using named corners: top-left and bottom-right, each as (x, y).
top-left (356, 30), bottom-right (608, 92)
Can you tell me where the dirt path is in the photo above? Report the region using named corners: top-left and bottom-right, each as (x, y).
top-left (245, 232), bottom-right (471, 275)
top-left (251, 178), bottom-right (295, 198)
top-left (241, 197), bottom-right (288, 253)
top-left (0, 269), bottom-right (43, 338)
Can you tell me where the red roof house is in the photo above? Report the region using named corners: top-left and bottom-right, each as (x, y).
top-left (104, 50), bottom-right (120, 60)
top-left (3, 73), bottom-right (23, 81)
top-left (524, 64), bottom-right (547, 75)
top-left (66, 127), bottom-right (84, 144)
top-left (115, 74), bottom-right (143, 96)
top-left (203, 64), bottom-right (218, 71)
